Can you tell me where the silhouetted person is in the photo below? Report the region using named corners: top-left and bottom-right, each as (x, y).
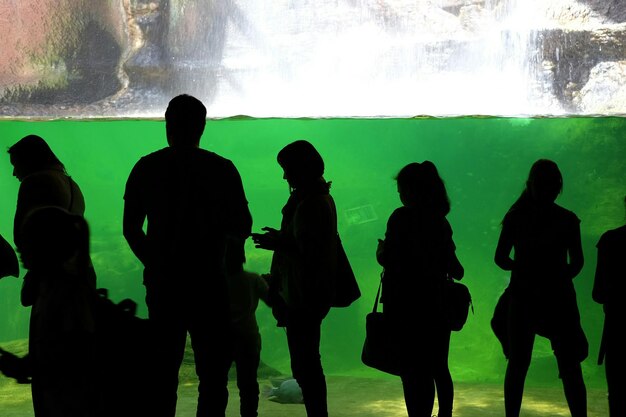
top-left (224, 240), bottom-right (270, 417)
top-left (252, 139), bottom-right (337, 417)
top-left (593, 194), bottom-right (626, 417)
top-left (8, 135), bottom-right (97, 306)
top-left (376, 161), bottom-right (464, 417)
top-left (123, 94), bottom-right (253, 417)
top-left (0, 206), bottom-right (97, 417)
top-left (494, 159), bottom-right (587, 417)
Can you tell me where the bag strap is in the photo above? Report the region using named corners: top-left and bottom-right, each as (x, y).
top-left (372, 270), bottom-right (383, 313)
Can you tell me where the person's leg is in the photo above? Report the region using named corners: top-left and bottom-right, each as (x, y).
top-left (433, 329), bottom-right (453, 417)
top-left (605, 334), bottom-right (626, 416)
top-left (286, 312), bottom-right (328, 417)
top-left (145, 286), bottom-right (188, 417)
top-left (235, 333), bottom-right (261, 417)
top-left (504, 328), bottom-right (534, 417)
top-left (400, 372), bottom-right (435, 417)
top-left (556, 355), bottom-right (587, 417)
top-left (190, 312), bottom-right (232, 417)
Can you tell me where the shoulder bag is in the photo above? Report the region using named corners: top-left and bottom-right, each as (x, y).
top-left (444, 277), bottom-right (473, 331)
top-left (331, 235), bottom-right (361, 308)
top-left (361, 271), bottom-right (402, 375)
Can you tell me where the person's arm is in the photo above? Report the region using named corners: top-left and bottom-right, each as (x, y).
top-left (13, 175), bottom-right (60, 247)
top-left (223, 162), bottom-right (253, 243)
top-left (445, 220), bottom-right (464, 280)
top-left (592, 235), bottom-right (609, 304)
top-left (123, 198), bottom-right (148, 266)
top-left (565, 219), bottom-right (584, 280)
top-left (122, 164), bottom-right (148, 266)
top-left (494, 220), bottom-right (515, 271)
top-left (448, 243), bottom-right (464, 280)
top-left (376, 209), bottom-right (405, 268)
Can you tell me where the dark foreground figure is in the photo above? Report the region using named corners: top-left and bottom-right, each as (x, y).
top-left (494, 159), bottom-right (588, 417)
top-left (123, 94), bottom-right (253, 417)
top-left (253, 140), bottom-right (338, 417)
top-left (376, 161), bottom-right (464, 417)
top-left (593, 194), bottom-right (626, 417)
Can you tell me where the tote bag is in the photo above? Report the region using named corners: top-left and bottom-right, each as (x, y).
top-left (331, 235), bottom-right (361, 308)
top-left (361, 272), bottom-right (402, 376)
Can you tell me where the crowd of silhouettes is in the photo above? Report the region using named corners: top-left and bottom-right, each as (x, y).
top-left (0, 93), bottom-right (622, 417)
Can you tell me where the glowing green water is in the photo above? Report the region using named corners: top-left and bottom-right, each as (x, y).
top-left (1, 116), bottom-right (624, 390)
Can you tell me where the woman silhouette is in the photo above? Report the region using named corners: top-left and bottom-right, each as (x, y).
top-left (494, 159), bottom-right (588, 417)
top-left (252, 140), bottom-right (337, 417)
top-left (8, 134), bottom-right (96, 305)
top-left (376, 161), bottom-right (464, 417)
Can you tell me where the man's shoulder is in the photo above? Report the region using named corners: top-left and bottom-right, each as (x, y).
top-left (133, 147), bottom-right (170, 166)
top-left (599, 225), bottom-right (626, 247)
top-left (195, 148), bottom-right (233, 166)
top-left (133, 147), bottom-right (233, 168)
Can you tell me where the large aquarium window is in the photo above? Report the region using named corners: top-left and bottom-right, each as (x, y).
top-left (1, 1), bottom-right (625, 416)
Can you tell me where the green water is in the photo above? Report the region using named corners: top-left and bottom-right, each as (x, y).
top-left (1, 116), bottom-right (625, 391)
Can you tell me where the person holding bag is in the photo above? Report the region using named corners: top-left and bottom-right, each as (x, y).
top-left (376, 161), bottom-right (464, 417)
top-left (252, 139), bottom-right (338, 417)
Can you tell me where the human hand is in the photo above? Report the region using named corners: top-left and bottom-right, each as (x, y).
top-left (251, 227), bottom-right (281, 251)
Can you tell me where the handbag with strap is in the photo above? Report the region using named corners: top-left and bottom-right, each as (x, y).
top-left (361, 271), bottom-right (402, 376)
top-left (331, 234), bottom-right (361, 308)
top-left (444, 277), bottom-right (473, 331)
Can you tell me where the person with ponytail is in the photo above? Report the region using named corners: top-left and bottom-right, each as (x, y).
top-left (376, 161), bottom-right (464, 417)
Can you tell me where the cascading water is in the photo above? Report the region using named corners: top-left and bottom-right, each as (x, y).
top-left (165, 0), bottom-right (569, 117)
top-left (1, 0), bottom-right (623, 118)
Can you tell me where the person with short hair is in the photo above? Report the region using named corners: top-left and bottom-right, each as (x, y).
top-left (252, 139), bottom-right (337, 417)
top-left (123, 94), bottom-right (253, 417)
top-left (593, 194), bottom-right (626, 417)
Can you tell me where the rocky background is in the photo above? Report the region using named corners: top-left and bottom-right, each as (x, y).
top-left (0, 0), bottom-right (624, 117)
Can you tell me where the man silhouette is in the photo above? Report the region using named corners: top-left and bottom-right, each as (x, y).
top-left (123, 94), bottom-right (252, 417)
top-left (593, 194), bottom-right (626, 417)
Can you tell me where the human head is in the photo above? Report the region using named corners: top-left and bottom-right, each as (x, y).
top-left (165, 94), bottom-right (207, 147)
top-left (8, 135), bottom-right (65, 181)
top-left (277, 140), bottom-right (325, 189)
top-left (525, 159), bottom-right (563, 204)
top-left (18, 206), bottom-right (89, 271)
top-left (395, 161), bottom-right (450, 216)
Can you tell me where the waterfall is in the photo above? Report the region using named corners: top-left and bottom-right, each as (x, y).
top-left (165, 0), bottom-right (566, 117)
top-left (2, 0), bottom-right (623, 118)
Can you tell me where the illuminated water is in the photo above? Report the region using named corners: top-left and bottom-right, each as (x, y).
top-left (0, 116), bottom-right (624, 415)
